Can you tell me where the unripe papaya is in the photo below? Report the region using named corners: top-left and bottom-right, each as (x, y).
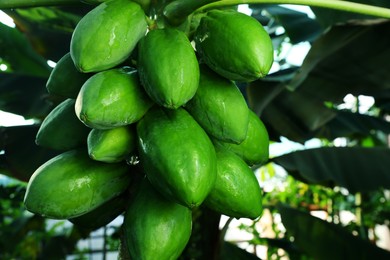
top-left (36, 99), bottom-right (90, 151)
top-left (205, 149), bottom-right (263, 219)
top-left (24, 149), bottom-right (132, 219)
top-left (124, 178), bottom-right (192, 260)
top-left (138, 28), bottom-right (199, 109)
top-left (70, 0), bottom-right (147, 73)
top-left (75, 67), bottom-right (153, 129)
top-left (137, 106), bottom-right (217, 208)
top-left (194, 10), bottom-right (273, 82)
top-left (46, 53), bottom-right (90, 98)
top-left (69, 194), bottom-right (126, 230)
top-left (213, 110), bottom-right (269, 166)
top-left (87, 126), bottom-right (136, 163)
top-left (185, 65), bottom-right (249, 144)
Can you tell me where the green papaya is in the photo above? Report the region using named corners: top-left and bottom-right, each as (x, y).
top-left (205, 149), bottom-right (263, 219)
top-left (87, 126), bottom-right (136, 163)
top-left (194, 10), bottom-right (273, 82)
top-left (124, 178), bottom-right (192, 260)
top-left (138, 28), bottom-right (199, 109)
top-left (69, 194), bottom-right (126, 230)
top-left (137, 106), bottom-right (217, 208)
top-left (185, 65), bottom-right (249, 144)
top-left (213, 110), bottom-right (269, 166)
top-left (70, 0), bottom-right (147, 73)
top-left (46, 53), bottom-right (90, 98)
top-left (36, 99), bottom-right (90, 151)
top-left (75, 67), bottom-right (153, 129)
top-left (24, 149), bottom-right (132, 219)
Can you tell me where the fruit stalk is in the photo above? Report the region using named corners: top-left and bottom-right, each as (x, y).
top-left (0, 0), bottom-right (80, 8)
top-left (195, 0), bottom-right (390, 19)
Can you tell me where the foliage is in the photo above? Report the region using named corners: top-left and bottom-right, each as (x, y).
top-left (1, 0), bottom-right (390, 259)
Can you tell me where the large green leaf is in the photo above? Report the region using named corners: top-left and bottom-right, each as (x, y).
top-left (272, 147), bottom-right (390, 193)
top-left (278, 205), bottom-right (390, 260)
top-left (220, 242), bottom-right (261, 260)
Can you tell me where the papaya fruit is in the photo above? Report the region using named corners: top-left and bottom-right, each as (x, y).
top-left (204, 149), bottom-right (263, 219)
top-left (137, 106), bottom-right (217, 208)
top-left (87, 126), bottom-right (136, 163)
top-left (36, 99), bottom-right (90, 151)
top-left (75, 67), bottom-right (153, 129)
top-left (124, 178), bottom-right (192, 260)
top-left (138, 28), bottom-right (199, 109)
top-left (70, 0), bottom-right (147, 73)
top-left (194, 10), bottom-right (273, 82)
top-left (24, 149), bottom-right (132, 219)
top-left (185, 65), bottom-right (249, 144)
top-left (213, 110), bottom-right (269, 166)
top-left (46, 53), bottom-right (90, 99)
top-left (69, 194), bottom-right (126, 230)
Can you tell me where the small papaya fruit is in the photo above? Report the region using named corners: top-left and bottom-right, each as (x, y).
top-left (70, 0), bottom-right (147, 73)
top-left (205, 149), bottom-right (263, 219)
top-left (185, 65), bottom-right (249, 144)
top-left (137, 106), bottom-right (217, 208)
top-left (24, 149), bottom-right (132, 219)
top-left (194, 10), bottom-right (273, 82)
top-left (69, 194), bottom-right (126, 230)
top-left (36, 99), bottom-right (90, 151)
top-left (124, 178), bottom-right (192, 260)
top-left (213, 110), bottom-right (269, 166)
top-left (75, 67), bottom-right (153, 129)
top-left (87, 126), bottom-right (136, 163)
top-left (46, 53), bottom-right (90, 99)
top-left (138, 28), bottom-right (199, 109)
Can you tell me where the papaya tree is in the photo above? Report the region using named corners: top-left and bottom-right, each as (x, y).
top-left (0, 0), bottom-right (390, 259)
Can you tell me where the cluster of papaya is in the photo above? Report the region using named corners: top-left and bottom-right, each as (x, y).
top-left (23, 0), bottom-right (273, 258)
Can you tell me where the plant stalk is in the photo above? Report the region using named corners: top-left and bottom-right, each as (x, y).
top-left (195, 0), bottom-right (390, 19)
top-left (0, 0), bottom-right (81, 9)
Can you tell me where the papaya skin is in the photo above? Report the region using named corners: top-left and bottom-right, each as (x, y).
top-left (24, 149), bottom-right (132, 219)
top-left (75, 67), bottom-right (153, 129)
top-left (195, 10), bottom-right (274, 82)
top-left (87, 126), bottom-right (136, 163)
top-left (185, 65), bottom-right (249, 144)
top-left (205, 149), bottom-right (263, 219)
top-left (138, 28), bottom-right (199, 109)
top-left (36, 99), bottom-right (90, 151)
top-left (70, 0), bottom-right (147, 73)
top-left (213, 110), bottom-right (269, 166)
top-left (124, 178), bottom-right (192, 260)
top-left (136, 106), bottom-right (217, 208)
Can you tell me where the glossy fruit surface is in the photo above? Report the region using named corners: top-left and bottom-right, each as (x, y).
top-left (137, 106), bottom-right (217, 208)
top-left (138, 28), bottom-right (199, 109)
top-left (24, 149), bottom-right (131, 219)
top-left (124, 178), bottom-right (192, 260)
top-left (195, 9), bottom-right (273, 82)
top-left (75, 67), bottom-right (153, 129)
top-left (70, 0), bottom-right (147, 72)
top-left (185, 65), bottom-right (249, 144)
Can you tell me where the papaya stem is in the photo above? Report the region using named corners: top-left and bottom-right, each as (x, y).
top-left (194, 0), bottom-right (390, 19)
top-left (0, 0), bottom-right (80, 9)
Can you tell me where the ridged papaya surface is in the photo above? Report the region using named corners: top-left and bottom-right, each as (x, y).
top-left (75, 67), bottom-right (153, 129)
top-left (185, 65), bottom-right (249, 144)
top-left (70, 0), bottom-right (147, 72)
top-left (137, 106), bottom-right (217, 208)
top-left (24, 149), bottom-right (131, 219)
top-left (195, 10), bottom-right (273, 82)
top-left (205, 149), bottom-right (263, 219)
top-left (87, 126), bottom-right (136, 163)
top-left (124, 178), bottom-right (192, 260)
top-left (138, 28), bottom-right (199, 109)
top-left (46, 53), bottom-right (90, 99)
top-left (213, 110), bottom-right (269, 166)
top-left (36, 99), bottom-right (90, 151)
